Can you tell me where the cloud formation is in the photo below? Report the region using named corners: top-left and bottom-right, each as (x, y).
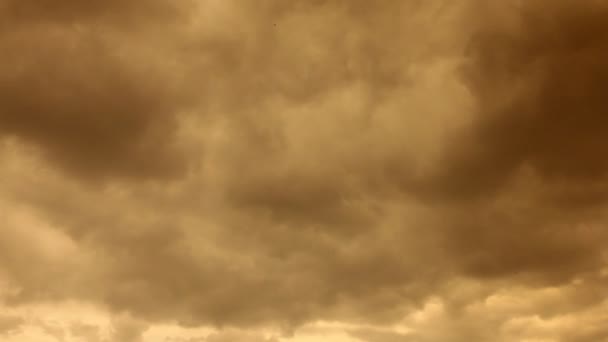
top-left (1, 0), bottom-right (608, 341)
top-left (0, 0), bottom-right (191, 180)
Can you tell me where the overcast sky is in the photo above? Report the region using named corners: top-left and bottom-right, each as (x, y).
top-left (1, 1), bottom-right (608, 341)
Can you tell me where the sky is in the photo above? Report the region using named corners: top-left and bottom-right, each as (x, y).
top-left (1, 0), bottom-right (608, 341)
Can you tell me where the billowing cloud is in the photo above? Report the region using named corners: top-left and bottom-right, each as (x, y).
top-left (1, 0), bottom-right (608, 341)
top-left (426, 0), bottom-right (608, 283)
top-left (0, 0), bottom-right (192, 181)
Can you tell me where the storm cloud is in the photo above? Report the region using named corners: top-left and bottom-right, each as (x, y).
top-left (1, 1), bottom-right (608, 341)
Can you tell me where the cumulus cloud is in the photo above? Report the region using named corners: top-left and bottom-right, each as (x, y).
top-left (0, 0), bottom-right (192, 181)
top-left (1, 0), bottom-right (608, 341)
top-left (427, 0), bottom-right (608, 283)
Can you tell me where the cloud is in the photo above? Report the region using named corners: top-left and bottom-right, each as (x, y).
top-left (417, 0), bottom-right (608, 283)
top-left (110, 314), bottom-right (149, 342)
top-left (0, 0), bottom-right (470, 328)
top-left (70, 322), bottom-right (102, 342)
top-left (1, 1), bottom-right (608, 342)
top-left (203, 330), bottom-right (278, 342)
top-left (432, 0), bottom-right (608, 199)
top-left (0, 315), bottom-right (24, 336)
top-left (349, 328), bottom-right (412, 342)
top-left (0, 0), bottom-right (193, 181)
top-left (0, 0), bottom-right (185, 26)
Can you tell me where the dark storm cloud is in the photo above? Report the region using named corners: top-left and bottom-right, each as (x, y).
top-left (2, 1), bottom-right (608, 341)
top-left (411, 0), bottom-right (608, 285)
top-left (0, 0), bottom-right (469, 329)
top-left (0, 0), bottom-right (192, 181)
top-left (434, 0), bottom-right (608, 200)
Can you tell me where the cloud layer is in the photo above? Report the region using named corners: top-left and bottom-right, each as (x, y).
top-left (1, 0), bottom-right (608, 341)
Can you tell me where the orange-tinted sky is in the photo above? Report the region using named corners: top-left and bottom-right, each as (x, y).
top-left (1, 1), bottom-right (608, 341)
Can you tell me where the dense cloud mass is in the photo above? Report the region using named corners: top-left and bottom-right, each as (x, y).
top-left (0, 0), bottom-right (191, 180)
top-left (1, 0), bottom-right (608, 341)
